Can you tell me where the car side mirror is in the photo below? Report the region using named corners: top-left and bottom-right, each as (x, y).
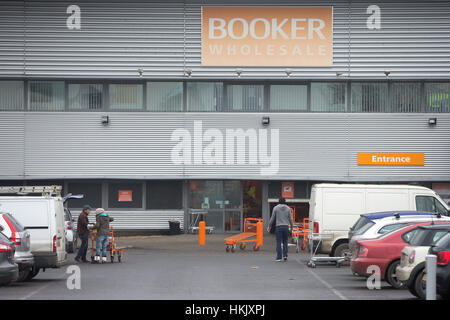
top-left (429, 245), bottom-right (440, 255)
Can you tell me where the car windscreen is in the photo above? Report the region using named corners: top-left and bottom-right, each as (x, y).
top-left (354, 220), bottom-right (375, 236)
top-left (0, 231), bottom-right (10, 242)
top-left (434, 232), bottom-right (450, 250)
top-left (352, 216), bottom-right (370, 232)
top-left (4, 213), bottom-right (24, 231)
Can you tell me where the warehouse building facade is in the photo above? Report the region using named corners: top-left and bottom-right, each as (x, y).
top-left (0, 0), bottom-right (450, 232)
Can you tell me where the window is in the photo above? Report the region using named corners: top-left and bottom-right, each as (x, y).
top-left (67, 182), bottom-right (102, 209)
top-left (109, 84), bottom-right (143, 110)
top-left (354, 220), bottom-right (375, 236)
top-left (68, 84), bottom-right (103, 110)
top-left (0, 81), bottom-right (24, 111)
top-left (378, 223), bottom-right (407, 234)
top-left (187, 82), bottom-right (223, 111)
top-left (147, 82), bottom-right (183, 112)
top-left (28, 81), bottom-right (65, 111)
top-left (108, 182), bottom-right (143, 208)
top-left (416, 196), bottom-right (448, 215)
top-left (391, 82), bottom-right (422, 112)
top-left (351, 82), bottom-right (389, 112)
top-left (270, 85), bottom-right (307, 111)
top-left (227, 84), bottom-right (264, 111)
top-left (425, 83), bottom-right (450, 113)
top-left (311, 82), bottom-right (347, 112)
top-left (402, 229), bottom-right (418, 243)
top-left (146, 181), bottom-right (182, 209)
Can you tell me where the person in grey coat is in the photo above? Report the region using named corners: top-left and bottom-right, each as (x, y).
top-left (267, 198), bottom-right (294, 261)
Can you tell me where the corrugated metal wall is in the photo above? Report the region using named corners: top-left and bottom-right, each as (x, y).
top-left (1, 0), bottom-right (450, 79)
top-left (71, 210), bottom-right (184, 230)
top-left (1, 112), bottom-right (449, 181)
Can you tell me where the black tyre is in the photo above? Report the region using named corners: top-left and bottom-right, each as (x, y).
top-left (17, 268), bottom-right (31, 282)
top-left (407, 278), bottom-right (419, 298)
top-left (111, 255), bottom-right (114, 263)
top-left (24, 267), bottom-right (40, 282)
top-left (333, 243), bottom-right (350, 258)
top-left (386, 260), bottom-right (404, 289)
top-left (413, 269), bottom-right (426, 300)
top-left (118, 255), bottom-right (122, 263)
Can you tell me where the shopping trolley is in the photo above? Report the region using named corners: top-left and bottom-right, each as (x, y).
top-left (188, 209), bottom-right (215, 234)
top-left (307, 231), bottom-right (346, 268)
top-left (224, 218), bottom-right (263, 253)
top-left (90, 226), bottom-right (125, 263)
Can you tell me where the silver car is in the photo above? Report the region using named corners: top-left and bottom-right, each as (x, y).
top-left (0, 212), bottom-right (34, 281)
top-left (0, 229), bottom-right (18, 285)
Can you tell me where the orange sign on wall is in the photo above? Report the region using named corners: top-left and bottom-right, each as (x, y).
top-left (282, 182), bottom-right (294, 198)
top-left (118, 190), bottom-right (133, 202)
top-left (202, 6), bottom-right (333, 66)
top-left (358, 153), bottom-right (425, 166)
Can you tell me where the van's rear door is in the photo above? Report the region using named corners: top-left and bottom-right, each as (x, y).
top-left (53, 199), bottom-right (67, 264)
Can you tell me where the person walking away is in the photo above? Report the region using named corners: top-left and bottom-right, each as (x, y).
top-left (93, 208), bottom-right (114, 264)
top-left (75, 205), bottom-right (92, 263)
top-left (267, 198), bottom-right (293, 262)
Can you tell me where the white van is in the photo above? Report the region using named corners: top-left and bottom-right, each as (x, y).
top-left (309, 183), bottom-right (450, 257)
top-left (0, 187), bottom-right (67, 279)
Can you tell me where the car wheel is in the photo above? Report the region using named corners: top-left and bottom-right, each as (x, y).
top-left (24, 267), bottom-right (40, 281)
top-left (386, 260), bottom-right (404, 289)
top-left (413, 269), bottom-right (427, 300)
top-left (17, 268), bottom-right (31, 282)
top-left (407, 278), bottom-right (419, 298)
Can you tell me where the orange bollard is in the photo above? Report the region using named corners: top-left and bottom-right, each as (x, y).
top-left (256, 221), bottom-right (263, 248)
top-left (199, 221), bottom-right (206, 245)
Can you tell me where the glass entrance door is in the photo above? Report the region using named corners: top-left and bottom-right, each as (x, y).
top-left (188, 180), bottom-right (243, 233)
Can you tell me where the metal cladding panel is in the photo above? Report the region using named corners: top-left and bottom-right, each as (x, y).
top-left (22, 0), bottom-right (185, 78)
top-left (0, 113), bottom-right (25, 178)
top-left (0, 112), bottom-right (449, 181)
top-left (349, 0), bottom-right (450, 79)
top-left (72, 210), bottom-right (184, 230)
top-left (0, 1), bottom-right (25, 76)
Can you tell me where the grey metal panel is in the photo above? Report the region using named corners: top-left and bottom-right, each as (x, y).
top-left (349, 0), bottom-right (450, 79)
top-left (0, 1), bottom-right (25, 77)
top-left (72, 210), bottom-right (184, 230)
top-left (23, 0), bottom-right (185, 79)
top-left (0, 112), bottom-right (449, 182)
top-left (0, 112), bottom-right (25, 178)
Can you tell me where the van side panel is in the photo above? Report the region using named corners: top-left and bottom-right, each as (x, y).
top-left (365, 189), bottom-right (410, 213)
top-left (322, 189), bottom-right (365, 232)
top-left (0, 199), bottom-right (51, 252)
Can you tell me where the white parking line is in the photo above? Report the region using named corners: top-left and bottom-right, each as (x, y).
top-left (19, 273), bottom-right (66, 300)
top-left (295, 257), bottom-right (348, 300)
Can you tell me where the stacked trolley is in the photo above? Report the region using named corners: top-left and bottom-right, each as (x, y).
top-left (224, 218), bottom-right (263, 253)
top-left (306, 231), bottom-right (346, 268)
top-left (90, 226), bottom-right (125, 263)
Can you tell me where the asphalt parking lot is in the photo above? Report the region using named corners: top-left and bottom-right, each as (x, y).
top-left (0, 234), bottom-right (415, 300)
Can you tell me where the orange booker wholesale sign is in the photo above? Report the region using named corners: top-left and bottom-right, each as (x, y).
top-left (201, 6), bottom-right (333, 66)
top-left (358, 153), bottom-right (425, 166)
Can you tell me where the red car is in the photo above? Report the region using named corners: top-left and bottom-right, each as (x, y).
top-left (351, 221), bottom-right (438, 289)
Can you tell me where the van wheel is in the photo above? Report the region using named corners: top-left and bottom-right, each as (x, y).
top-left (386, 260), bottom-right (404, 289)
top-left (413, 270), bottom-right (427, 299)
top-left (17, 269), bottom-right (31, 282)
top-left (334, 243), bottom-right (350, 258)
top-left (24, 267), bottom-right (40, 282)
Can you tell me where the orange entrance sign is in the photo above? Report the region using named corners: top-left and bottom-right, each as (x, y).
top-left (358, 153), bottom-right (425, 166)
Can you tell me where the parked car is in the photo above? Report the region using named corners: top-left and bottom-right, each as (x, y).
top-left (351, 221), bottom-right (439, 289)
top-left (0, 227), bottom-right (18, 285)
top-left (0, 193), bottom-right (67, 280)
top-left (348, 212), bottom-right (450, 255)
top-left (0, 212), bottom-right (34, 282)
top-left (429, 231), bottom-right (450, 299)
top-left (309, 183), bottom-right (449, 257)
top-left (396, 224), bottom-right (450, 299)
top-left (64, 208), bottom-right (77, 253)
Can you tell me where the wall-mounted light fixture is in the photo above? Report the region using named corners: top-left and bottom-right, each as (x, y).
top-left (101, 115), bottom-right (109, 125)
top-left (285, 68), bottom-right (292, 77)
top-left (336, 71), bottom-right (344, 77)
top-left (384, 70), bottom-right (391, 77)
top-left (185, 69), bottom-right (192, 77)
top-left (137, 68), bottom-right (144, 78)
top-left (262, 116), bottom-right (270, 126)
top-left (428, 117), bottom-right (437, 126)
top-left (236, 68), bottom-right (243, 78)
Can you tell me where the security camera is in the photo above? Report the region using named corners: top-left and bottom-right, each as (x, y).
top-left (384, 71), bottom-right (391, 77)
top-left (185, 69), bottom-right (192, 77)
top-left (285, 68), bottom-right (292, 77)
top-left (236, 68), bottom-right (243, 78)
top-left (138, 68), bottom-right (144, 77)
